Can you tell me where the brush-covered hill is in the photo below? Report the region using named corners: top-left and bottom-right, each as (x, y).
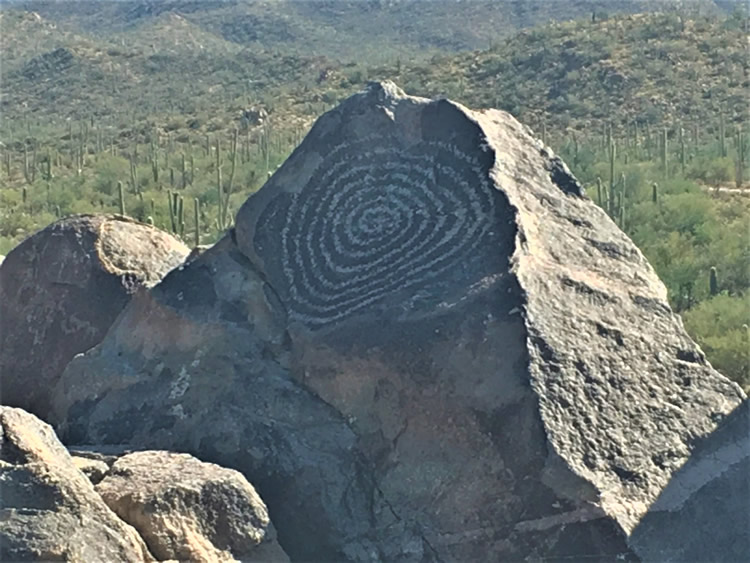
top-left (378, 11), bottom-right (749, 134)
top-left (9, 0), bottom-right (736, 60)
top-left (1, 4), bottom-right (747, 136)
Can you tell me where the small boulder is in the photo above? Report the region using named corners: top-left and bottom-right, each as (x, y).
top-left (0, 214), bottom-right (188, 419)
top-left (0, 406), bottom-right (153, 562)
top-left (95, 451), bottom-right (288, 562)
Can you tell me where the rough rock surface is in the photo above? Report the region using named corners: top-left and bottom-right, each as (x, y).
top-left (95, 451), bottom-right (288, 562)
top-left (0, 407), bottom-right (153, 562)
top-left (51, 83), bottom-right (748, 561)
top-left (0, 214), bottom-right (189, 419)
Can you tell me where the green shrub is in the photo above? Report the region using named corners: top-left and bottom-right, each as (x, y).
top-left (683, 294), bottom-right (750, 390)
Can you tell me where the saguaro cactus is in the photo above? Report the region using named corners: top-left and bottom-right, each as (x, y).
top-left (194, 197), bottom-right (200, 247)
top-left (709, 266), bottom-right (719, 296)
top-left (118, 181), bottom-right (126, 216)
top-left (735, 128), bottom-right (746, 188)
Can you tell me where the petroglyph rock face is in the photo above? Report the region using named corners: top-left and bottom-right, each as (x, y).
top-left (254, 137), bottom-right (504, 326)
top-left (54, 83), bottom-right (747, 561)
top-left (0, 215), bottom-right (188, 420)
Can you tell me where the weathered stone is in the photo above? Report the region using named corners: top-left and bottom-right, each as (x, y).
top-left (0, 407), bottom-right (153, 562)
top-left (95, 451), bottom-right (288, 562)
top-left (0, 214), bottom-right (189, 420)
top-left (52, 238), bottom-right (411, 561)
top-left (51, 82), bottom-right (747, 561)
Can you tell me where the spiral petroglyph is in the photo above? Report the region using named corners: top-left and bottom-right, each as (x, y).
top-left (258, 136), bottom-right (498, 326)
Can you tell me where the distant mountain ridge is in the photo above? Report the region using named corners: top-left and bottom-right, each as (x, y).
top-left (5, 0), bottom-right (741, 60)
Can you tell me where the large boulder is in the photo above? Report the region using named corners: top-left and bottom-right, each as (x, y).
top-left (95, 451), bottom-right (288, 562)
top-left (0, 214), bottom-right (189, 419)
top-left (0, 407), bottom-right (153, 562)
top-left (50, 82), bottom-right (748, 561)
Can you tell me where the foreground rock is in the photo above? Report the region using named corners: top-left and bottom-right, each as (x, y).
top-left (96, 451), bottom-right (288, 562)
top-left (631, 399), bottom-right (749, 561)
top-left (52, 82), bottom-right (747, 560)
top-left (0, 407), bottom-right (153, 562)
top-left (0, 214), bottom-right (189, 419)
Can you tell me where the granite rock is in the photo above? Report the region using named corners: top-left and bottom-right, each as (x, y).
top-left (0, 214), bottom-right (189, 420)
top-left (0, 406), bottom-right (153, 562)
top-left (95, 450), bottom-right (288, 562)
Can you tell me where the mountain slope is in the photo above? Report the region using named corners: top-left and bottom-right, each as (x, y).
top-left (7, 0), bottom-right (739, 61)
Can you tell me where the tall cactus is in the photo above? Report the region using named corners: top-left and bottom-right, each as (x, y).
top-left (617, 172), bottom-right (626, 227)
top-left (719, 112), bottom-right (726, 157)
top-left (736, 128), bottom-right (746, 188)
top-left (661, 128), bottom-right (668, 179)
top-left (129, 152), bottom-right (138, 194)
top-left (30, 142), bottom-right (37, 183)
top-left (194, 197), bottom-right (200, 247)
top-left (178, 195), bottom-right (185, 237)
top-left (709, 266), bottom-right (719, 296)
top-left (23, 142), bottom-right (29, 183)
top-left (679, 127), bottom-right (686, 176)
top-left (220, 128), bottom-right (239, 231)
top-left (168, 190), bottom-right (177, 233)
top-left (118, 181), bottom-right (126, 216)
top-left (181, 153), bottom-right (187, 189)
top-left (216, 137), bottom-right (224, 230)
top-left (151, 141), bottom-right (159, 183)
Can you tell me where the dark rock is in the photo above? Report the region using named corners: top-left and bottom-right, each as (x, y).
top-left (631, 400), bottom-right (749, 562)
top-left (95, 451), bottom-right (288, 562)
top-left (52, 237), bottom-right (411, 561)
top-left (51, 82), bottom-right (747, 561)
top-left (20, 47), bottom-right (75, 80)
top-left (0, 406), bottom-right (153, 562)
top-left (0, 214), bottom-right (189, 420)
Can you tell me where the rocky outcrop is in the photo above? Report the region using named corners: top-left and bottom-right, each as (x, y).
top-left (51, 82), bottom-right (748, 561)
top-left (95, 451), bottom-right (288, 562)
top-left (0, 407), bottom-right (153, 562)
top-left (0, 214), bottom-right (189, 419)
